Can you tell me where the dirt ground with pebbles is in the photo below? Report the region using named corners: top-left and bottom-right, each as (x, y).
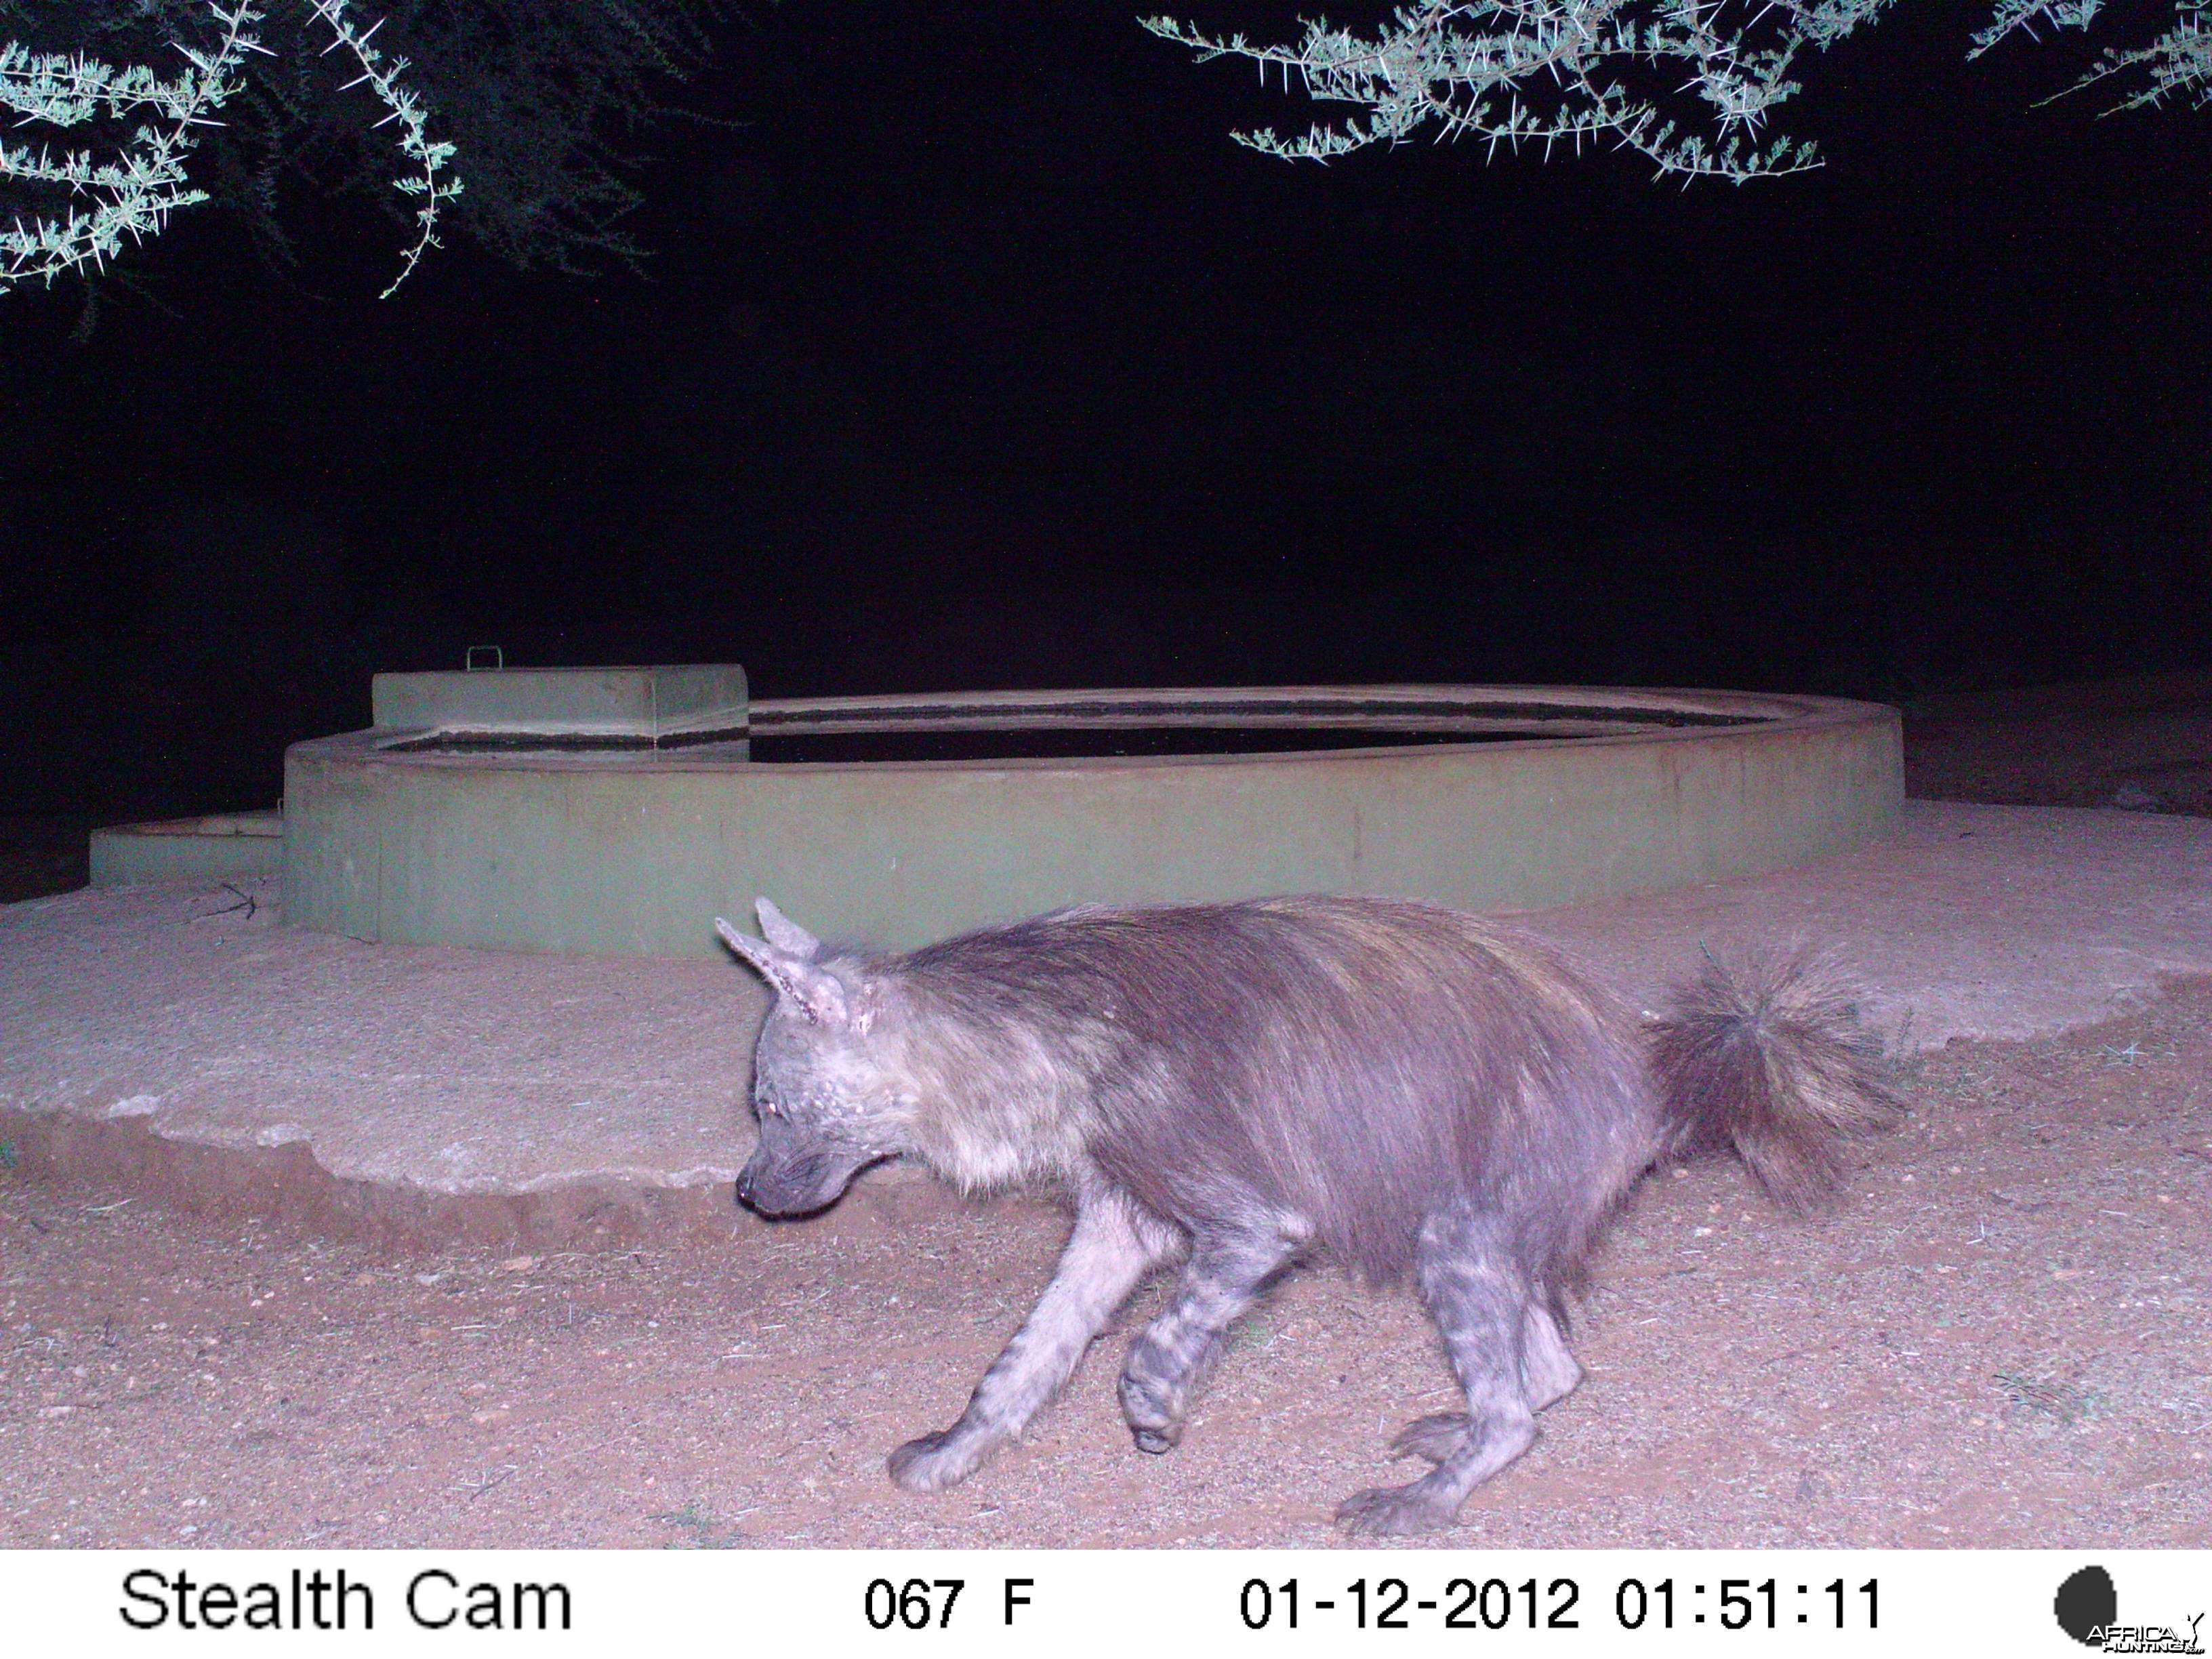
top-left (4, 975), bottom-right (2207, 1550)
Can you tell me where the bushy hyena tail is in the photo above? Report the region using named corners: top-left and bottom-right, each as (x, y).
top-left (1644, 951), bottom-right (1904, 1215)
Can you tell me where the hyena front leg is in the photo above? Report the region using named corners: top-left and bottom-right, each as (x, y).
top-left (888, 1184), bottom-right (1176, 1493)
top-left (1118, 1220), bottom-right (1302, 1454)
top-left (1336, 1206), bottom-right (1544, 1536)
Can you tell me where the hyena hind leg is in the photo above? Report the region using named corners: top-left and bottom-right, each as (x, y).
top-left (1337, 1208), bottom-right (1545, 1537)
top-left (1118, 1220), bottom-right (1303, 1454)
top-left (888, 1186), bottom-right (1176, 1493)
top-left (1521, 1300), bottom-right (1583, 1407)
top-left (1389, 1302), bottom-right (1581, 1467)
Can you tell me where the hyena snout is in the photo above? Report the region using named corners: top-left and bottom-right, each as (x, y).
top-left (733, 1139), bottom-right (872, 1218)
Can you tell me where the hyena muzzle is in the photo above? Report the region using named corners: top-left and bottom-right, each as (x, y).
top-left (716, 894), bottom-right (1901, 1535)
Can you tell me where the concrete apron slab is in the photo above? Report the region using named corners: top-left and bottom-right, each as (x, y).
top-left (3, 799), bottom-right (2207, 1249)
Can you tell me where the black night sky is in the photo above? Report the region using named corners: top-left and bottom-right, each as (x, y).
top-left (2, 1), bottom-right (2209, 832)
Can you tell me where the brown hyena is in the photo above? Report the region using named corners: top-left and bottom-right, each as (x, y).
top-left (717, 894), bottom-right (1901, 1535)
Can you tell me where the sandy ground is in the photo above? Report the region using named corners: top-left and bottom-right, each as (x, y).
top-left (1, 672), bottom-right (2209, 1549)
top-left (3, 981), bottom-right (2207, 1550)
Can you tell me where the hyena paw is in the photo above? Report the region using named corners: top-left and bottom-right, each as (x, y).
top-left (1128, 1423), bottom-right (1181, 1454)
top-left (1333, 1481), bottom-right (1461, 1536)
top-left (886, 1429), bottom-right (987, 1492)
top-left (1117, 1372), bottom-right (1187, 1454)
top-left (1389, 1412), bottom-right (1473, 1465)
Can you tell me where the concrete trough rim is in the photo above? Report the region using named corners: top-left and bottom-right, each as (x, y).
top-left (280, 682), bottom-right (1903, 957)
top-left (336, 682), bottom-right (1875, 777)
top-left (88, 810), bottom-right (286, 890)
top-left (94, 810), bottom-right (285, 838)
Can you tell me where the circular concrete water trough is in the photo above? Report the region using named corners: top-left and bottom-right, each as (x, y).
top-left (281, 680), bottom-right (1902, 958)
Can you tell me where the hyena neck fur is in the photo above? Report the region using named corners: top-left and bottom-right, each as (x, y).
top-left (872, 972), bottom-right (1102, 1195)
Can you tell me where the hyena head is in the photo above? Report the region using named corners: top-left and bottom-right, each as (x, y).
top-left (716, 899), bottom-right (915, 1218)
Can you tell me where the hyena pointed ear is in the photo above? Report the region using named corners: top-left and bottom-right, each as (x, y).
top-left (714, 916), bottom-right (764, 963)
top-left (715, 916), bottom-right (851, 1027)
top-left (754, 897), bottom-right (822, 959)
